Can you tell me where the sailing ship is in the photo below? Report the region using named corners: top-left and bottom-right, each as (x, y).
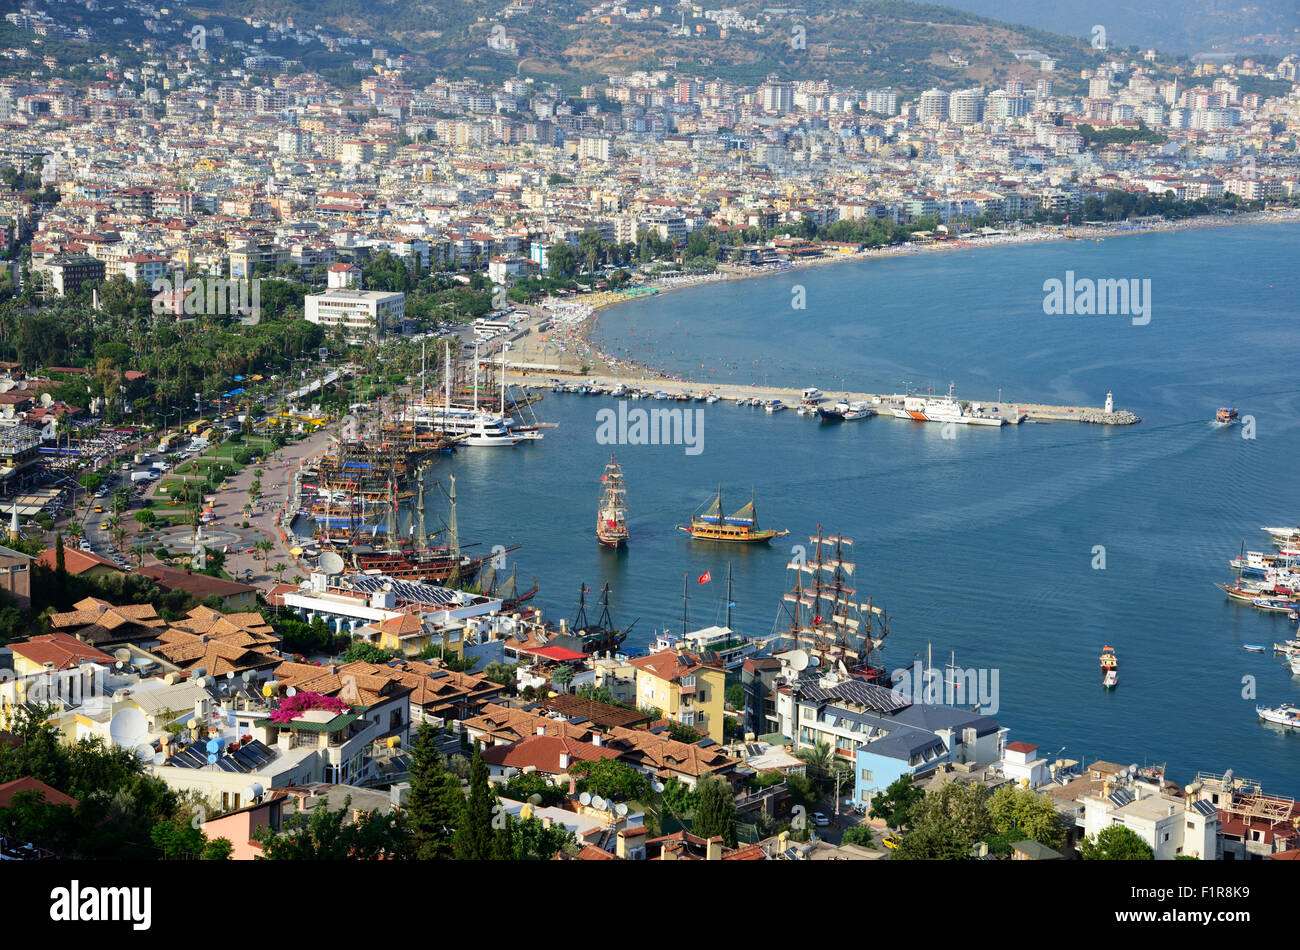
top-left (552, 583), bottom-right (631, 655)
top-left (597, 453), bottom-right (629, 548)
top-left (478, 563), bottom-right (540, 611)
top-left (778, 525), bottom-right (890, 682)
top-left (677, 487), bottom-right (789, 544)
top-left (1100, 645), bottom-right (1118, 688)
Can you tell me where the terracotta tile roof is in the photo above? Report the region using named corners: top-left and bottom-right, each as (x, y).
top-left (0, 777), bottom-right (78, 810)
top-left (463, 703), bottom-right (594, 744)
top-left (605, 727), bottom-right (739, 780)
top-left (8, 633), bottom-right (114, 671)
top-left (138, 564), bottom-right (257, 598)
top-left (539, 694), bottom-right (652, 730)
top-left (272, 660), bottom-right (414, 710)
top-left (480, 734), bottom-right (621, 774)
top-left (629, 650), bottom-right (717, 682)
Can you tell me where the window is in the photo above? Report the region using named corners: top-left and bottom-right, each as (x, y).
top-left (861, 769), bottom-right (873, 782)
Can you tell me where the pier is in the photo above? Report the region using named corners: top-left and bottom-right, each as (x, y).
top-left (504, 370), bottom-right (1141, 425)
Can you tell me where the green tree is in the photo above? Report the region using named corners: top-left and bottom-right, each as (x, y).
top-left (893, 782), bottom-right (992, 860)
top-left (570, 759), bottom-right (648, 801)
top-left (407, 723), bottom-right (463, 860)
top-left (552, 665), bottom-right (575, 693)
top-left (253, 795), bottom-right (410, 859)
top-left (1078, 824), bottom-right (1154, 860)
top-left (692, 775), bottom-right (737, 848)
top-left (987, 786), bottom-right (1067, 850)
top-left (452, 744), bottom-right (495, 860)
top-left (869, 775), bottom-right (925, 831)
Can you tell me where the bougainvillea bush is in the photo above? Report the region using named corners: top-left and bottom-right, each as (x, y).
top-left (270, 691), bottom-right (349, 724)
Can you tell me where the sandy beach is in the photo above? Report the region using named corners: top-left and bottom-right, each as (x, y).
top-left (502, 208), bottom-right (1300, 387)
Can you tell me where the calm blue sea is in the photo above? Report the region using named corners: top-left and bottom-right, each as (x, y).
top-left (426, 221), bottom-right (1300, 791)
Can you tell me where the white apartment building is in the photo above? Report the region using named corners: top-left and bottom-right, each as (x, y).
top-left (1081, 782), bottom-right (1218, 859)
top-left (303, 289), bottom-right (404, 336)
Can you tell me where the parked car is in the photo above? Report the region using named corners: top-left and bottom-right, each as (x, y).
top-left (812, 812), bottom-right (831, 827)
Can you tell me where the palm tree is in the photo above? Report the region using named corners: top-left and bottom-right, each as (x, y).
top-left (796, 740), bottom-right (835, 778)
top-left (273, 561), bottom-right (286, 584)
top-left (254, 539), bottom-right (273, 566)
top-left (130, 542), bottom-right (149, 567)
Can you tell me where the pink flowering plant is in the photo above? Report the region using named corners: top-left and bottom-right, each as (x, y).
top-left (269, 690), bottom-right (349, 724)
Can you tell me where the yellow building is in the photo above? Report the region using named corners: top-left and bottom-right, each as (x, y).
top-left (629, 649), bottom-right (726, 742)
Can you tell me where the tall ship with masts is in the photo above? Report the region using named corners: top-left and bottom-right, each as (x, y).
top-left (677, 487), bottom-right (789, 544)
top-left (777, 525), bottom-right (890, 682)
top-left (597, 453), bottom-right (629, 548)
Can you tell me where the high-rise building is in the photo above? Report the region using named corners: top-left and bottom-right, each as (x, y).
top-left (948, 88), bottom-right (985, 125)
top-left (918, 88), bottom-right (949, 121)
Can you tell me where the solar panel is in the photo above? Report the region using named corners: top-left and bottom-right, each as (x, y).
top-left (1108, 788), bottom-right (1134, 808)
top-left (1192, 799), bottom-right (1218, 817)
top-left (216, 755), bottom-right (242, 772)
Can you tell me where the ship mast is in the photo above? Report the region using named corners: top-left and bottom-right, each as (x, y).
top-left (726, 561), bottom-right (733, 630)
top-left (681, 573), bottom-right (689, 637)
top-left (445, 474), bottom-right (460, 587)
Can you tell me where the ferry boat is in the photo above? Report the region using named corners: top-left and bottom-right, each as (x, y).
top-left (842, 401), bottom-right (876, 421)
top-left (1230, 550), bottom-right (1295, 576)
top-left (677, 487), bottom-right (789, 544)
top-left (1101, 645), bottom-right (1118, 689)
top-left (1262, 525), bottom-right (1300, 545)
top-left (1257, 703), bottom-right (1300, 728)
top-left (597, 453), bottom-right (629, 548)
top-left (1214, 407), bottom-right (1240, 425)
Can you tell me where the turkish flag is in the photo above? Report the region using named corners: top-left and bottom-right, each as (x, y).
top-left (814, 615), bottom-right (822, 624)
top-left (698, 571), bottom-right (711, 585)
top-left (606, 520), bottom-right (616, 528)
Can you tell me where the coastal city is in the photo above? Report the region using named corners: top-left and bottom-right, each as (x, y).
top-left (0, 0), bottom-right (1296, 908)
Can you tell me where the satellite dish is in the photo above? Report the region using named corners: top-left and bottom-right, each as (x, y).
top-left (207, 753), bottom-right (217, 764)
top-left (651, 781), bottom-right (665, 793)
top-left (579, 792), bottom-right (592, 806)
top-left (527, 793), bottom-right (543, 806)
top-left (108, 708), bottom-right (148, 749)
top-left (242, 672), bottom-right (252, 684)
top-left (227, 671), bottom-right (235, 680)
top-left (133, 742), bottom-right (154, 760)
top-left (114, 648), bottom-right (132, 663)
top-left (319, 551), bottom-right (345, 575)
top-left (40, 392), bottom-right (53, 408)
top-left (152, 752), bottom-right (165, 766)
top-left (286, 686), bottom-right (297, 697)
top-left (788, 650), bottom-right (809, 672)
top-left (591, 796), bottom-right (607, 811)
top-left (615, 803), bottom-right (628, 817)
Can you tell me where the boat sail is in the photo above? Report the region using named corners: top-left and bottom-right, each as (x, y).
top-left (677, 487), bottom-right (789, 544)
top-left (597, 453), bottom-right (629, 547)
top-left (778, 525), bottom-right (890, 681)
